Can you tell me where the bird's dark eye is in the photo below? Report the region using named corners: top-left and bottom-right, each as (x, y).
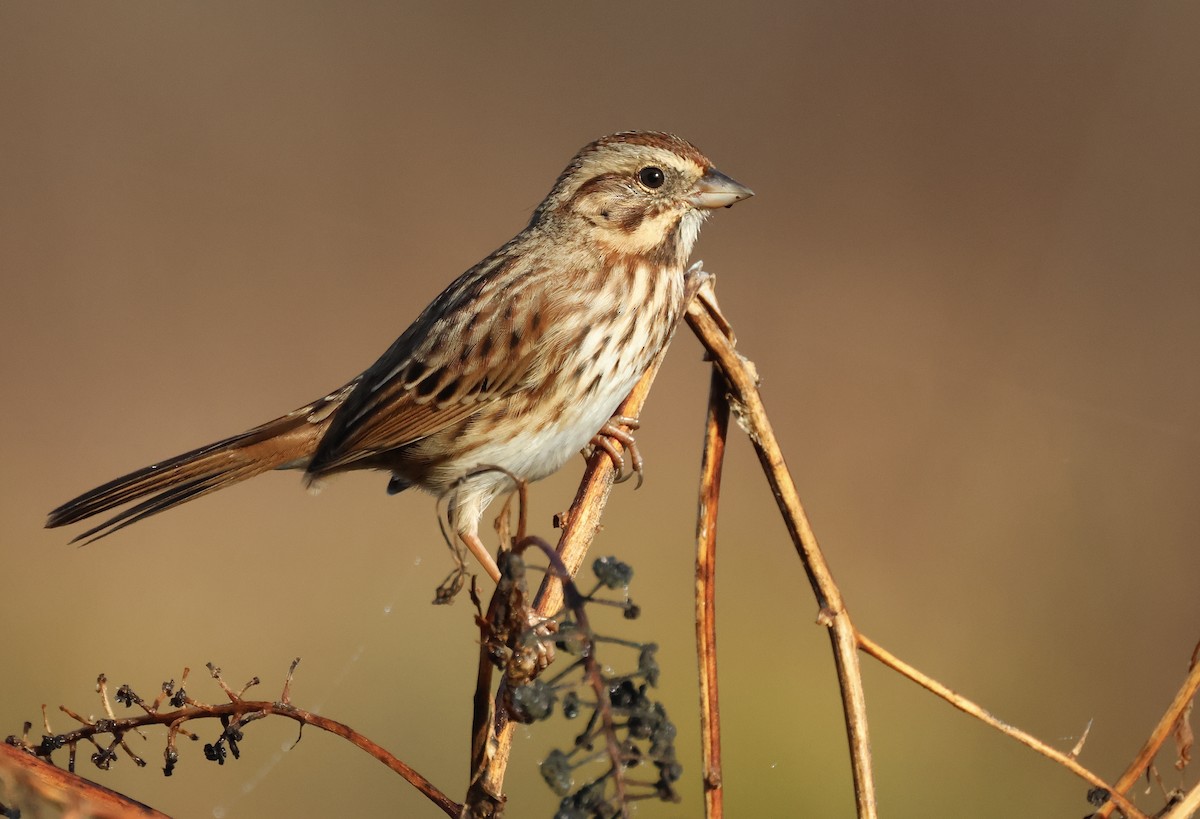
top-left (637, 166), bottom-right (665, 190)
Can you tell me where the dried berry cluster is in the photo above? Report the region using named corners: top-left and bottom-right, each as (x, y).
top-left (487, 554), bottom-right (681, 818)
top-left (5, 663), bottom-right (287, 779)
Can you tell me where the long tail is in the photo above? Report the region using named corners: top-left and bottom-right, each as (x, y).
top-left (46, 395), bottom-right (345, 545)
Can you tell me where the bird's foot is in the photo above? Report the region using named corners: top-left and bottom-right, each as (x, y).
top-left (586, 415), bottom-right (644, 488)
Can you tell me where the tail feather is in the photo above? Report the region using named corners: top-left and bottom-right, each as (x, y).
top-left (66, 468), bottom-right (256, 545)
top-left (47, 405), bottom-right (331, 542)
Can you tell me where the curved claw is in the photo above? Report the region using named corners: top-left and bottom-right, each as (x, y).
top-left (588, 433), bottom-right (628, 481)
top-left (590, 418), bottom-right (645, 489)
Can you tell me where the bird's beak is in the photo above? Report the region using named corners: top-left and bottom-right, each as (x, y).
top-left (688, 168), bottom-right (754, 209)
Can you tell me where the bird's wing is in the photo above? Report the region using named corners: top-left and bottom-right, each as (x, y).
top-left (307, 250), bottom-right (549, 474)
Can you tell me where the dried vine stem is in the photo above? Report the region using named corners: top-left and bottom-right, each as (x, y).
top-left (1099, 639), bottom-right (1200, 819)
top-left (857, 635), bottom-right (1145, 819)
top-left (685, 281), bottom-right (879, 819)
top-left (696, 366), bottom-right (730, 819)
top-left (687, 279), bottom-right (1157, 819)
top-left (6, 662), bottom-right (459, 818)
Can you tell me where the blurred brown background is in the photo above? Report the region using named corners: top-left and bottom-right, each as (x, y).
top-left (3, 3), bottom-right (1199, 817)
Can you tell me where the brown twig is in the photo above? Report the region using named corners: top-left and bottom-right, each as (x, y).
top-left (857, 633), bottom-right (1147, 819)
top-left (7, 663), bottom-right (460, 818)
top-left (467, 479), bottom-right (535, 811)
top-left (686, 276), bottom-right (1158, 818)
top-left (696, 365), bottom-right (730, 819)
top-left (270, 700), bottom-right (459, 817)
top-left (469, 263), bottom-right (716, 806)
top-left (466, 575), bottom-right (503, 813)
top-left (1099, 638), bottom-right (1200, 819)
top-left (685, 280), bottom-right (879, 818)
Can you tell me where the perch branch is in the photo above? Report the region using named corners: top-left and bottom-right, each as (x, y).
top-left (468, 341), bottom-right (669, 809)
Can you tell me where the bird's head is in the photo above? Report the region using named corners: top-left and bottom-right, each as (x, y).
top-left (533, 131), bottom-right (753, 266)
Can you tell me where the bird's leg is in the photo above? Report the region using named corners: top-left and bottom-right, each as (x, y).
top-left (588, 415), bottom-right (644, 488)
top-left (456, 508), bottom-right (556, 668)
top-left (461, 529), bottom-right (557, 641)
top-left (461, 530), bottom-right (502, 583)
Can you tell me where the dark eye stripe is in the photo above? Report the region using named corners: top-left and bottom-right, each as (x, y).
top-left (572, 171), bottom-right (625, 199)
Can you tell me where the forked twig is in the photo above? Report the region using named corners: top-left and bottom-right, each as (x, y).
top-left (858, 634), bottom-right (1146, 818)
top-left (684, 278), bottom-right (1158, 818)
top-left (472, 271), bottom-right (882, 815)
top-left (685, 281), bottom-right (879, 819)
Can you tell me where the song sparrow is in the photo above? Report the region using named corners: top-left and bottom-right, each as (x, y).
top-left (46, 131), bottom-right (753, 582)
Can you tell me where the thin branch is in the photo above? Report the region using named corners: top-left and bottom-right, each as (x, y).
top-left (467, 576), bottom-right (501, 803)
top-left (1098, 638), bottom-right (1200, 819)
top-left (696, 365), bottom-right (730, 819)
top-left (857, 633), bottom-right (1146, 819)
top-left (685, 280), bottom-right (879, 818)
top-left (269, 701), bottom-right (458, 817)
top-left (8, 665), bottom-right (460, 818)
